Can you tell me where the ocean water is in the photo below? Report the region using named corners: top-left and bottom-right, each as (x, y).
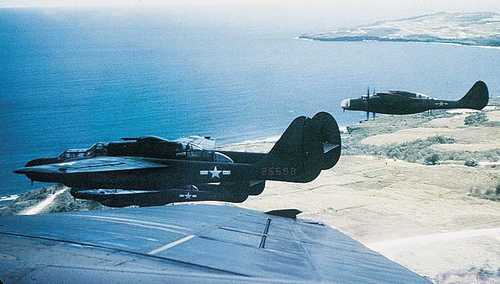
top-left (1, 8), bottom-right (499, 197)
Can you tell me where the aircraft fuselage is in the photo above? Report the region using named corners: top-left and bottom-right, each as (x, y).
top-left (342, 97), bottom-right (462, 115)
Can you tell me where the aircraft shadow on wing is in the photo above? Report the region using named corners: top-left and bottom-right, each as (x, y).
top-left (15, 112), bottom-right (341, 207)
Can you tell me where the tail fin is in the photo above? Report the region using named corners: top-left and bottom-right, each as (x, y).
top-left (458, 81), bottom-right (489, 110)
top-left (259, 112), bottom-right (341, 183)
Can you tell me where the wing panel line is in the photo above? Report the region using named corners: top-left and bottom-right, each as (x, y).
top-left (72, 215), bottom-right (188, 233)
top-left (148, 235), bottom-right (195, 255)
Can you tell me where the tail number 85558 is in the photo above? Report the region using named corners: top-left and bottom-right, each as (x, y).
top-left (261, 167), bottom-right (296, 176)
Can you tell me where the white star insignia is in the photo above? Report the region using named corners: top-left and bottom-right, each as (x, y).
top-left (200, 166), bottom-right (230, 178)
top-left (179, 192), bottom-right (198, 200)
top-left (209, 166), bottom-right (222, 178)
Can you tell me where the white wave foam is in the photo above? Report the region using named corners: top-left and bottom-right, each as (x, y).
top-left (221, 125), bottom-right (348, 148)
top-left (19, 188), bottom-right (67, 215)
top-left (0, 194), bottom-right (19, 202)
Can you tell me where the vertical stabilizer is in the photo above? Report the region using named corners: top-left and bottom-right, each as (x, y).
top-left (259, 112), bottom-right (341, 182)
top-left (458, 81), bottom-right (489, 110)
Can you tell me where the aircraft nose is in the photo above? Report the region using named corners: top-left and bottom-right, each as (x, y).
top-left (14, 165), bottom-right (64, 183)
top-left (14, 167), bottom-right (34, 174)
top-left (340, 99), bottom-right (350, 109)
top-left (14, 166), bottom-right (60, 175)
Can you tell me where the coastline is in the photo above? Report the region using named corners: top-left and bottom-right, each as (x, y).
top-left (297, 35), bottom-right (500, 50)
top-left (1, 105), bottom-right (499, 282)
top-left (299, 12), bottom-right (500, 50)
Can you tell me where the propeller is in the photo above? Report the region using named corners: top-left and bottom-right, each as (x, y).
top-left (372, 88), bottom-right (376, 119)
top-left (366, 87), bottom-right (370, 121)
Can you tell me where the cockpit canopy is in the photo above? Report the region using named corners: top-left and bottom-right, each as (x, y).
top-left (179, 150), bottom-right (233, 163)
top-left (58, 142), bottom-right (107, 160)
top-left (121, 136), bottom-right (167, 143)
top-left (386, 90), bottom-right (432, 99)
top-left (57, 135), bottom-right (227, 163)
top-left (175, 135), bottom-right (216, 151)
top-left (120, 135), bottom-right (215, 151)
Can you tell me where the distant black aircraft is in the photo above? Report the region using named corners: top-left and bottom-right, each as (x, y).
top-left (15, 112), bottom-right (341, 207)
top-left (341, 81), bottom-right (489, 120)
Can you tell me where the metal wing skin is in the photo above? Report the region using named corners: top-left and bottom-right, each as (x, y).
top-left (15, 156), bottom-right (171, 189)
top-left (16, 156), bottom-right (168, 174)
top-left (0, 204), bottom-right (430, 283)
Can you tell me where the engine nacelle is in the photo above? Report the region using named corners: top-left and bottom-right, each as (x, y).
top-left (70, 183), bottom-right (252, 208)
top-left (246, 181), bottom-right (265, 195)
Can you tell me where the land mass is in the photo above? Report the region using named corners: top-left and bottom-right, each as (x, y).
top-left (2, 102), bottom-right (499, 283)
top-left (300, 12), bottom-right (500, 47)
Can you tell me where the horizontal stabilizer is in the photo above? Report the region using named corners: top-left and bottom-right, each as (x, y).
top-left (265, 209), bottom-right (302, 219)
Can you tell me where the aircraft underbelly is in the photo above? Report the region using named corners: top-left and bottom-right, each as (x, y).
top-left (61, 163), bottom-right (253, 190)
top-left (370, 102), bottom-right (427, 115)
top-left (63, 168), bottom-right (178, 190)
top-left (70, 182), bottom-right (255, 206)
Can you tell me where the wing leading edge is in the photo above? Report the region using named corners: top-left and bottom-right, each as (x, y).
top-left (15, 156), bottom-right (168, 175)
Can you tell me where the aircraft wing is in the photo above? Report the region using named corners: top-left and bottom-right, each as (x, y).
top-left (0, 204), bottom-right (430, 283)
top-left (16, 156), bottom-right (168, 174)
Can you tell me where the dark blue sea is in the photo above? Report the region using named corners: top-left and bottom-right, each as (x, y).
top-left (1, 7), bottom-right (499, 197)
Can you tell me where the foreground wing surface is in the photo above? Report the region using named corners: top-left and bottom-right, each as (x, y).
top-left (0, 205), bottom-right (430, 283)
